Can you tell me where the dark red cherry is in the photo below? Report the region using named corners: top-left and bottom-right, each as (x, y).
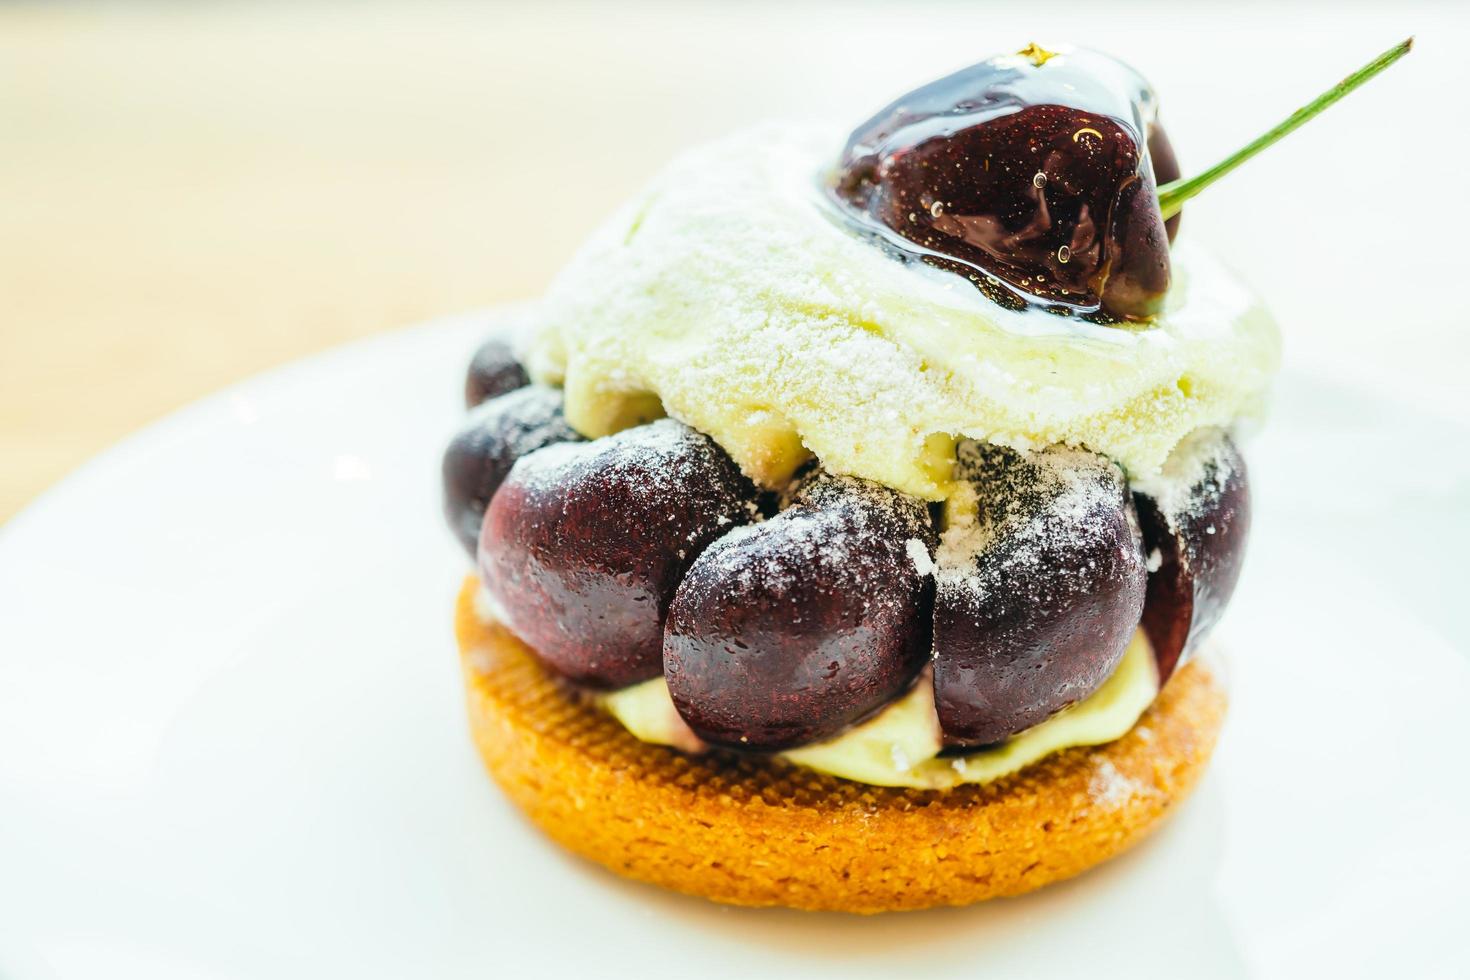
top-left (480, 420), bottom-right (759, 688)
top-left (441, 386), bottom-right (581, 557)
top-left (834, 46), bottom-right (1176, 320)
top-left (664, 471), bottom-right (935, 750)
top-left (1149, 124), bottom-right (1182, 242)
top-left (464, 336), bottom-right (530, 408)
top-left (1134, 430), bottom-right (1251, 684)
top-left (933, 441), bottom-right (1147, 746)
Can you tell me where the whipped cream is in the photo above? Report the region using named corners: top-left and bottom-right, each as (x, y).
top-left (522, 124), bottom-right (1280, 500)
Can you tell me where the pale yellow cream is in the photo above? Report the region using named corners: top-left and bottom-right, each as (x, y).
top-left (522, 124), bottom-right (1281, 500)
top-left (601, 631), bottom-right (1158, 790)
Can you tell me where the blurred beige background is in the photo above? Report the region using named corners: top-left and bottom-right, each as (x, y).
top-left (2, 1), bottom-right (1463, 522)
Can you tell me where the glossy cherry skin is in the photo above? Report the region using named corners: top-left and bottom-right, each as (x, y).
top-left (480, 419), bottom-right (759, 688)
top-left (932, 441), bottom-right (1148, 746)
top-left (441, 386), bottom-right (581, 557)
top-left (664, 471), bottom-right (935, 751)
top-left (835, 46), bottom-right (1176, 320)
top-left (1150, 124), bottom-right (1183, 242)
top-left (1134, 430), bottom-right (1251, 683)
top-left (464, 336), bottom-right (530, 408)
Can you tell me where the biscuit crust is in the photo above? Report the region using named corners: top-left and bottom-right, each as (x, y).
top-left (456, 576), bottom-right (1226, 913)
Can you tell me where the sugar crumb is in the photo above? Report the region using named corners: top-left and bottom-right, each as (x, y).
top-left (905, 538), bottom-right (935, 577)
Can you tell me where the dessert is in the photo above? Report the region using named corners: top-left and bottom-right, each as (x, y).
top-left (442, 40), bottom-right (1408, 911)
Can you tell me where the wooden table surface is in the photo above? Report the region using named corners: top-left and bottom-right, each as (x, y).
top-left (3, 2), bottom-right (1460, 524)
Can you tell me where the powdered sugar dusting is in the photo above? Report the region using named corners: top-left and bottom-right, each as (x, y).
top-left (905, 538), bottom-right (935, 577)
top-left (1089, 758), bottom-right (1150, 809)
top-left (468, 385), bottom-right (580, 462)
top-left (680, 470), bottom-right (929, 609)
top-left (1131, 427), bottom-right (1237, 529)
top-left (935, 440), bottom-right (1136, 601)
top-left (504, 437), bottom-right (588, 488)
top-left (510, 417), bottom-right (759, 530)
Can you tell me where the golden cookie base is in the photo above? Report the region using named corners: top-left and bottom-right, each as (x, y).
top-left (456, 576), bottom-right (1225, 913)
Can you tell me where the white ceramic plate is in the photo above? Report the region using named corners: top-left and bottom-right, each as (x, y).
top-left (1, 311), bottom-right (1467, 980)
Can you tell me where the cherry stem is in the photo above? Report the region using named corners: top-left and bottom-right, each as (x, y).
top-left (1157, 37), bottom-right (1412, 220)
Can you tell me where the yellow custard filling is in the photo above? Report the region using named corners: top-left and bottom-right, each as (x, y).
top-left (522, 124), bottom-right (1280, 500)
top-left (601, 631), bottom-right (1159, 790)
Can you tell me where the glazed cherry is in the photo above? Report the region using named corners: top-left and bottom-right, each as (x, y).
top-left (442, 386), bottom-right (582, 557)
top-left (481, 420), bottom-right (759, 688)
top-left (834, 45), bottom-right (1175, 320)
top-left (464, 336), bottom-right (530, 408)
top-left (664, 471), bottom-right (935, 751)
top-left (1134, 429), bottom-right (1251, 683)
top-left (932, 441), bottom-right (1148, 746)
